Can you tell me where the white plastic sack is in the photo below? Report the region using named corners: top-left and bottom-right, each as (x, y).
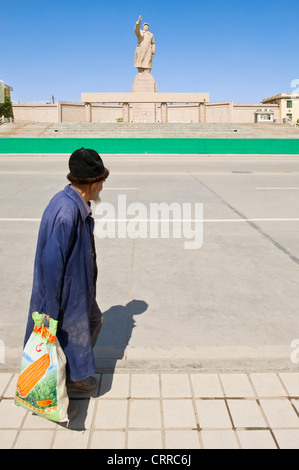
top-left (14, 312), bottom-right (69, 422)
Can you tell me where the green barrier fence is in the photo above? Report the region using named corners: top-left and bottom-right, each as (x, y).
top-left (0, 138), bottom-right (299, 154)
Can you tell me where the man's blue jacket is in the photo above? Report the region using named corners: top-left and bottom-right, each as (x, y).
top-left (24, 185), bottom-right (97, 381)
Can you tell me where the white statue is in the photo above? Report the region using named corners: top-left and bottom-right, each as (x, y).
top-left (134, 15), bottom-right (156, 73)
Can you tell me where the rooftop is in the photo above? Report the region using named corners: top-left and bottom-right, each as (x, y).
top-left (262, 93), bottom-right (299, 103)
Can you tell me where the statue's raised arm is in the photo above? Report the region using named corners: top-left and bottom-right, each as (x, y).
top-left (134, 15), bottom-right (142, 37)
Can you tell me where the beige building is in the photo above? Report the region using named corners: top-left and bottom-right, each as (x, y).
top-left (3, 83), bottom-right (13, 98)
top-left (12, 76), bottom-right (294, 125)
top-left (262, 93), bottom-right (299, 123)
top-left (12, 98), bottom-right (281, 124)
top-left (0, 82), bottom-right (13, 104)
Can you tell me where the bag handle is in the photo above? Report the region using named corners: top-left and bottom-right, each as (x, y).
top-left (32, 312), bottom-right (58, 343)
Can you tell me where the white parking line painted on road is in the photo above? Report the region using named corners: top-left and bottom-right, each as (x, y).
top-left (256, 187), bottom-right (299, 190)
top-left (202, 218), bottom-right (299, 222)
top-left (103, 186), bottom-right (140, 191)
top-left (0, 218), bottom-right (41, 222)
top-left (2, 171), bottom-right (299, 175)
top-left (1, 217), bottom-right (299, 223)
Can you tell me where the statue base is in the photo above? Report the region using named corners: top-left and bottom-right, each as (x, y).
top-left (131, 72), bottom-right (157, 122)
top-left (132, 71), bottom-right (157, 93)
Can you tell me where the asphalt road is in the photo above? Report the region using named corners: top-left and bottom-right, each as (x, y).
top-left (1, 154), bottom-right (299, 373)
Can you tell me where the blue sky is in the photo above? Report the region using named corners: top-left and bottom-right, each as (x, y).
top-left (1, 0), bottom-right (299, 104)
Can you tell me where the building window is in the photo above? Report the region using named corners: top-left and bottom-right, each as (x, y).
top-left (287, 101), bottom-right (293, 108)
top-left (287, 114), bottom-right (293, 121)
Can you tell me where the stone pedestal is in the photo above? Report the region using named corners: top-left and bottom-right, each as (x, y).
top-left (131, 72), bottom-right (157, 122)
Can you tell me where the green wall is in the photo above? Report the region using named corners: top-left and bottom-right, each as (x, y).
top-left (0, 138), bottom-right (299, 154)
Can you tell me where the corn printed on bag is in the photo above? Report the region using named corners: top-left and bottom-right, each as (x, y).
top-left (14, 312), bottom-right (69, 422)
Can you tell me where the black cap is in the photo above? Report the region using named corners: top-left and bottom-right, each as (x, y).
top-left (68, 148), bottom-right (106, 178)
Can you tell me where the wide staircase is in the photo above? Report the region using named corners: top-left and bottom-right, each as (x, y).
top-left (0, 122), bottom-right (299, 138)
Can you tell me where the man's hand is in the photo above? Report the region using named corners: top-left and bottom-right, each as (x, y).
top-left (138, 15), bottom-right (142, 23)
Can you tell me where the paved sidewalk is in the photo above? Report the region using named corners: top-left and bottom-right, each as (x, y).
top-left (0, 371), bottom-right (299, 449)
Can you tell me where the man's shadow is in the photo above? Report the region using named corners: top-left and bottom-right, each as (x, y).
top-left (64, 299), bottom-right (148, 430)
top-left (94, 299), bottom-right (148, 373)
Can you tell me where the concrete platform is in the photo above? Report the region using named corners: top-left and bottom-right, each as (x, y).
top-left (1, 371), bottom-right (299, 449)
top-left (1, 122), bottom-right (299, 138)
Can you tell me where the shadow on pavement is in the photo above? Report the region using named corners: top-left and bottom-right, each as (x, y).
top-left (62, 299), bottom-right (148, 431)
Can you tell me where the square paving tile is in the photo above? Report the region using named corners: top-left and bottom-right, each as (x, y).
top-left (14, 430), bottom-right (54, 449)
top-left (227, 399), bottom-right (267, 428)
top-left (99, 374), bottom-right (130, 398)
top-left (164, 430), bottom-right (201, 449)
top-left (201, 430), bottom-right (239, 449)
top-left (52, 429), bottom-right (90, 449)
top-left (0, 400), bottom-right (26, 428)
top-left (162, 399), bottom-right (197, 428)
top-left (190, 374), bottom-right (223, 398)
top-left (2, 374), bottom-right (18, 398)
top-left (273, 429), bottom-right (299, 449)
top-left (237, 430), bottom-right (277, 449)
top-left (259, 399), bottom-right (299, 428)
top-left (89, 430), bottom-right (126, 449)
top-left (0, 374), bottom-right (13, 397)
top-left (291, 399), bottom-right (299, 414)
top-left (131, 374), bottom-right (160, 398)
top-left (58, 399), bottom-right (96, 431)
top-left (94, 399), bottom-right (128, 429)
top-left (220, 374), bottom-right (256, 398)
top-left (279, 373), bottom-right (299, 397)
top-left (196, 399), bottom-right (232, 429)
top-left (22, 411), bottom-right (57, 429)
top-left (129, 399), bottom-right (161, 429)
top-left (161, 374), bottom-right (192, 398)
top-left (250, 373), bottom-right (287, 397)
top-left (0, 430), bottom-right (18, 449)
top-left (127, 430), bottom-right (163, 449)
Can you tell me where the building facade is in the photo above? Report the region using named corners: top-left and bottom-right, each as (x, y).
top-left (12, 99), bottom-right (281, 124)
top-left (262, 93), bottom-right (299, 123)
top-left (0, 82), bottom-right (13, 104)
top-left (11, 87), bottom-right (298, 125)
